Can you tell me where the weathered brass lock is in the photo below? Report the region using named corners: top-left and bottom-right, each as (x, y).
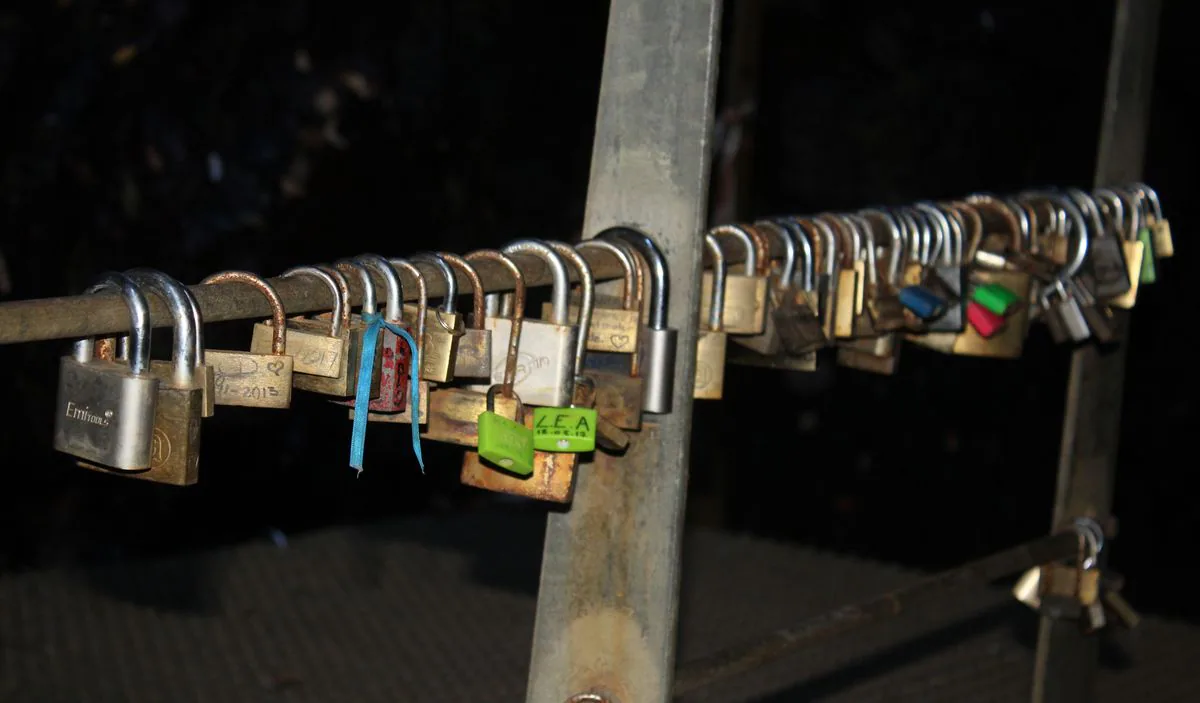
top-left (334, 258), bottom-right (386, 394)
top-left (121, 271), bottom-right (206, 485)
top-left (358, 258), bottom-right (429, 425)
top-left (54, 273), bottom-right (159, 471)
top-left (1066, 188), bottom-right (1130, 301)
top-left (1094, 187), bottom-right (1142, 310)
top-left (551, 242), bottom-right (641, 356)
top-left (424, 249), bottom-right (526, 447)
top-left (280, 265), bottom-right (375, 397)
top-left (1133, 181), bottom-right (1172, 258)
top-left (694, 232), bottom-right (727, 399)
top-left (774, 218), bottom-right (827, 357)
top-left (731, 221), bottom-right (795, 355)
top-left (575, 238), bottom-right (644, 429)
top-left (439, 251), bottom-right (492, 379)
top-left (201, 271), bottom-right (294, 409)
top-left (408, 253), bottom-right (463, 383)
top-left (800, 216), bottom-right (841, 343)
top-left (701, 224), bottom-right (767, 335)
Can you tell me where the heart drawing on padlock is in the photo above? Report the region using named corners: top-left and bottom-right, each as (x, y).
top-left (610, 334), bottom-right (630, 349)
top-left (265, 360), bottom-right (287, 376)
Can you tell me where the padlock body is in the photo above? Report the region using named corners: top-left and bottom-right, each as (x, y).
top-left (1083, 235), bottom-right (1131, 299)
top-left (777, 291), bottom-right (826, 355)
top-left (334, 326), bottom-right (411, 412)
top-left (470, 317), bottom-right (577, 408)
top-left (923, 266), bottom-right (965, 332)
top-left (899, 285), bottom-right (946, 320)
top-left (971, 283), bottom-right (1019, 316)
top-left (404, 305), bottom-right (463, 383)
top-left (1109, 239), bottom-right (1143, 309)
top-left (423, 387), bottom-right (519, 447)
top-left (835, 346), bottom-right (899, 375)
top-left (1136, 228), bottom-right (1157, 284)
top-left (640, 326), bottom-right (676, 414)
top-left (950, 270), bottom-right (1031, 358)
top-left (205, 350), bottom-right (293, 409)
top-left (546, 303), bottom-right (640, 355)
top-left (532, 407), bottom-right (597, 453)
top-left (354, 380), bottom-right (430, 425)
top-left (700, 271), bottom-right (767, 335)
top-left (966, 301), bottom-right (1006, 338)
top-left (287, 319), bottom-right (380, 397)
top-left (254, 321), bottom-right (342, 379)
top-left (1052, 293), bottom-right (1091, 343)
top-left (452, 328), bottom-right (492, 379)
top-left (53, 357), bottom-right (159, 470)
top-left (461, 448), bottom-right (577, 503)
top-left (833, 269), bottom-right (859, 338)
top-left (693, 330), bottom-right (726, 400)
top-left (477, 411), bottom-right (536, 475)
top-left (149, 360), bottom-right (216, 418)
top-left (584, 365), bottom-right (643, 430)
top-left (1149, 217), bottom-right (1174, 257)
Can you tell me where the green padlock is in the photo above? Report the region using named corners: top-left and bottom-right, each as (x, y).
top-left (477, 385), bottom-right (534, 476)
top-left (1137, 227), bottom-right (1157, 284)
top-left (971, 283), bottom-right (1020, 317)
top-left (532, 375), bottom-right (598, 453)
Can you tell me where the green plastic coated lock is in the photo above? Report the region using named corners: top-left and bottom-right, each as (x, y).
top-left (477, 386), bottom-right (534, 476)
top-left (532, 406), bottom-right (597, 453)
top-left (1137, 228), bottom-right (1157, 284)
top-left (971, 283), bottom-right (1020, 317)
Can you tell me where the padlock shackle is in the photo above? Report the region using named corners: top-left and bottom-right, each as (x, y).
top-left (1041, 193), bottom-right (1089, 280)
top-left (1065, 188), bottom-right (1107, 240)
top-left (354, 253), bottom-right (403, 322)
top-left (707, 224), bottom-right (758, 274)
top-left (944, 201), bottom-right (981, 264)
top-left (1091, 188), bottom-right (1127, 239)
top-left (126, 270), bottom-right (198, 387)
top-left (201, 271), bottom-right (288, 355)
top-left (597, 227), bottom-right (671, 331)
top-left (546, 241), bottom-right (593, 377)
top-left (485, 383), bottom-right (524, 421)
top-left (74, 273), bottom-right (153, 375)
top-left (466, 249), bottom-right (525, 390)
top-left (503, 239), bottom-right (569, 326)
top-left (1127, 182), bottom-right (1163, 221)
top-left (389, 259), bottom-right (427, 358)
top-left (1004, 196), bottom-right (1033, 246)
top-left (437, 252), bottom-right (486, 330)
top-left (282, 266), bottom-right (347, 336)
top-left (797, 217), bottom-right (837, 279)
top-left (411, 252), bottom-right (457, 314)
top-left (775, 218), bottom-right (814, 292)
top-left (914, 202), bottom-right (952, 267)
top-left (938, 204), bottom-right (965, 268)
top-left (752, 220), bottom-right (796, 287)
top-left (894, 209), bottom-right (923, 264)
top-left (702, 233), bottom-right (726, 333)
top-left (335, 259), bottom-right (376, 316)
top-left (859, 208), bottom-right (903, 284)
top-left (577, 239), bottom-right (639, 312)
top-left (844, 214), bottom-right (878, 286)
top-left (815, 214), bottom-right (856, 269)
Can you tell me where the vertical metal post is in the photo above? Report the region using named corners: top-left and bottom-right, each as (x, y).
top-left (1032, 1), bottom-right (1161, 701)
top-left (525, 1), bottom-right (723, 702)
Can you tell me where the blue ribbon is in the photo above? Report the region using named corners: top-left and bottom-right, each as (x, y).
top-left (349, 312), bottom-right (424, 474)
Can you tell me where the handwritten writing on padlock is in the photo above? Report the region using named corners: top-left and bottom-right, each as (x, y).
top-left (532, 407), bottom-right (597, 453)
top-left (491, 352), bottom-right (550, 386)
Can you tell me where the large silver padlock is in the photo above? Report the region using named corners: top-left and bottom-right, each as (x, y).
top-left (470, 240), bottom-right (577, 407)
top-left (53, 273), bottom-right (160, 470)
top-left (599, 227), bottom-right (677, 414)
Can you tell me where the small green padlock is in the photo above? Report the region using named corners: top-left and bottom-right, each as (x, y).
top-left (971, 283), bottom-right (1021, 317)
top-left (532, 381), bottom-right (597, 454)
top-left (477, 385), bottom-right (535, 476)
top-left (1137, 228), bottom-right (1157, 284)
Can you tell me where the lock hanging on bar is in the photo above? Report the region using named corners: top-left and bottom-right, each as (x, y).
top-left (694, 232), bottom-right (728, 399)
top-left (281, 265), bottom-right (378, 397)
top-left (701, 224), bottom-right (768, 336)
top-left (333, 254), bottom-right (413, 413)
top-left (439, 251), bottom-right (492, 379)
top-left (201, 271), bottom-right (294, 409)
top-left (409, 253), bottom-right (464, 383)
top-left (357, 258), bottom-right (430, 425)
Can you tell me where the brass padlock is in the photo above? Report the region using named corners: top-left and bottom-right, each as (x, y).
top-left (827, 215), bottom-right (862, 339)
top-left (557, 241), bottom-right (641, 355)
top-left (54, 273), bottom-right (159, 471)
top-left (439, 251), bottom-right (492, 379)
top-left (702, 224), bottom-right (767, 335)
top-left (575, 238), bottom-right (644, 429)
top-left (694, 232), bottom-right (727, 399)
top-left (201, 271), bottom-right (294, 409)
top-left (1096, 187), bottom-right (1142, 310)
top-left (128, 270), bottom-right (215, 418)
top-left (267, 266), bottom-right (364, 397)
top-left (732, 221), bottom-right (795, 355)
top-left (1067, 188), bottom-right (1131, 301)
top-left (334, 258), bottom-right (386, 394)
top-left (1134, 182), bottom-right (1172, 258)
top-left (408, 253), bottom-right (463, 383)
top-left (799, 216), bottom-right (841, 342)
top-left (359, 258), bottom-right (429, 425)
top-left (775, 218), bottom-right (827, 357)
top-left (119, 272), bottom-right (205, 485)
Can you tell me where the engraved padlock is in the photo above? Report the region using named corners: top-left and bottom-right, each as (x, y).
top-left (599, 227), bottom-right (677, 414)
top-left (200, 271), bottom-right (294, 409)
top-left (53, 273), bottom-right (159, 471)
top-left (439, 251), bottom-right (492, 378)
top-left (408, 253), bottom-right (463, 383)
top-left (731, 220), bottom-right (796, 355)
top-left (694, 232), bottom-right (728, 400)
top-left (334, 258), bottom-right (386, 395)
top-left (265, 266), bottom-right (361, 395)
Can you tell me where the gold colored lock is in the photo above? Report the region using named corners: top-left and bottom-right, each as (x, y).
top-left (279, 266), bottom-right (373, 397)
top-left (701, 224), bottom-right (767, 335)
top-left (694, 232), bottom-right (727, 399)
top-left (439, 252), bottom-right (492, 379)
top-left (575, 238), bottom-right (644, 430)
top-left (406, 253), bottom-right (463, 383)
top-left (1095, 187), bottom-right (1143, 310)
top-left (201, 271), bottom-right (294, 409)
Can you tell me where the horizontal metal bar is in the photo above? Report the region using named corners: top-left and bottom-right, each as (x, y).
top-left (672, 530), bottom-right (1082, 698)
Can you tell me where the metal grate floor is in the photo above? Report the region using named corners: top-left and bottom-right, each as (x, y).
top-left (2, 510), bottom-right (1196, 702)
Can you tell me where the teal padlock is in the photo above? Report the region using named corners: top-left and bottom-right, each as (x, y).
top-left (971, 283), bottom-right (1020, 317)
top-left (1137, 227), bottom-right (1157, 284)
top-left (477, 385), bottom-right (534, 475)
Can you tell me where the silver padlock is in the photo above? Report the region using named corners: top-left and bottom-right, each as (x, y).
top-left (914, 202), bottom-right (966, 332)
top-left (1040, 195), bottom-right (1092, 344)
top-left (599, 227), bottom-right (677, 414)
top-left (470, 240), bottom-right (577, 407)
top-left (53, 273), bottom-right (160, 470)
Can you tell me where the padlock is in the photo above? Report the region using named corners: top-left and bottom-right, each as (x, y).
top-left (1131, 182), bottom-right (1172, 258)
top-left (828, 215), bottom-right (861, 339)
top-left (921, 201), bottom-right (969, 332)
top-left (467, 240), bottom-right (577, 407)
top-left (122, 272), bottom-right (205, 485)
top-left (200, 271), bottom-right (294, 409)
top-left (333, 254), bottom-right (412, 413)
top-left (730, 222), bottom-right (793, 354)
top-left (1042, 280), bottom-right (1091, 344)
top-left (1069, 277), bottom-right (1116, 345)
top-left (599, 227), bottom-right (677, 414)
top-left (899, 286), bottom-right (945, 320)
top-left (966, 300), bottom-right (1006, 338)
top-left (1066, 188), bottom-right (1130, 300)
top-left (438, 251), bottom-right (492, 378)
top-left (694, 232), bottom-right (728, 399)
top-left (267, 266), bottom-right (370, 397)
top-left (424, 250), bottom-right (525, 447)
top-left (797, 216), bottom-right (841, 342)
top-left (406, 253), bottom-right (464, 382)
top-left (359, 258), bottom-right (429, 425)
top-left (971, 283), bottom-right (1021, 317)
top-left (54, 273), bottom-right (159, 471)
top-left (556, 241), bottom-right (641, 355)
top-left (575, 238), bottom-right (645, 429)
top-left (772, 218), bottom-right (827, 357)
top-left (701, 224), bottom-right (767, 335)
top-left (475, 385), bottom-right (536, 475)
top-left (127, 270), bottom-right (215, 418)
top-left (859, 209), bottom-right (912, 334)
top-left (533, 377), bottom-right (598, 453)
top-left (1119, 186), bottom-right (1157, 285)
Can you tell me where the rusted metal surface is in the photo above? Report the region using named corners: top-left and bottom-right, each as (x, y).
top-left (1033, 2), bottom-right (1161, 702)
top-left (674, 531), bottom-right (1084, 699)
top-left (525, 0), bottom-right (723, 699)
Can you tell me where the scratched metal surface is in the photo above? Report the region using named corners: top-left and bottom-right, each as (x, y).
top-left (1, 510), bottom-right (1194, 703)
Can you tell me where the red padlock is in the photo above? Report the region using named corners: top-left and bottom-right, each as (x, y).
top-left (336, 254), bottom-right (412, 412)
top-left (966, 300), bottom-right (1006, 338)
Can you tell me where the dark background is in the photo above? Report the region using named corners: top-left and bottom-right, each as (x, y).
top-left (0, 0), bottom-right (1193, 624)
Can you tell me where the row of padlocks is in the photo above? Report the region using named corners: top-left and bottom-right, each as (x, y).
top-left (53, 185), bottom-right (1169, 502)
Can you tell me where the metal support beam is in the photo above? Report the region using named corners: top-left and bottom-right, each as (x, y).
top-left (1033, 1), bottom-right (1161, 701)
top-left (525, 1), bottom-right (723, 701)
